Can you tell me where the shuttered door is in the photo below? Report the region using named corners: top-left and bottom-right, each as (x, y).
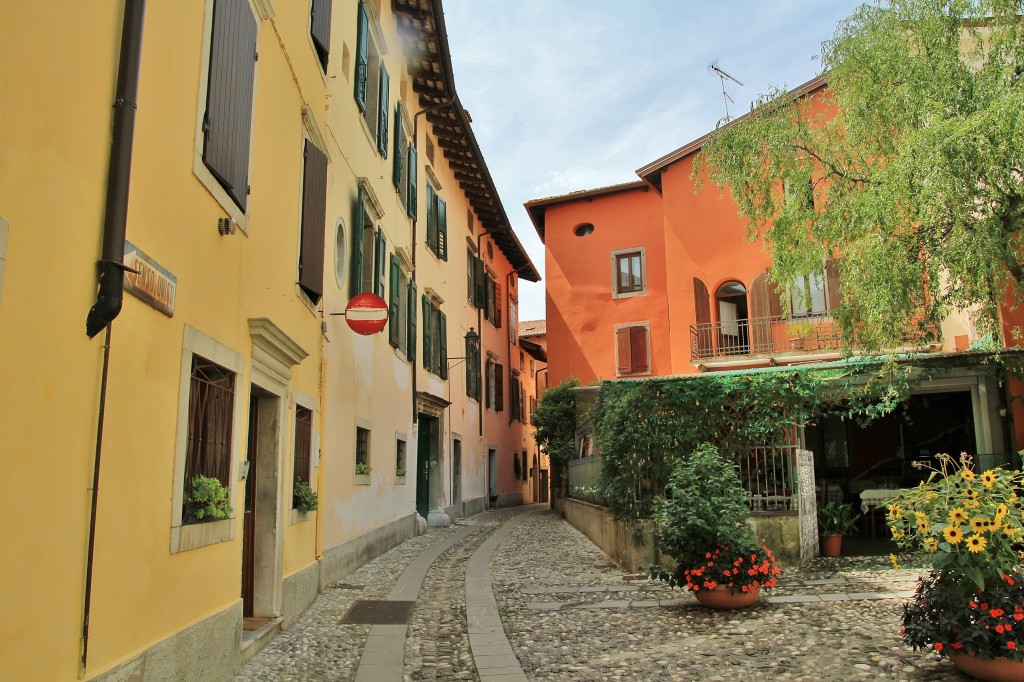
top-left (693, 277), bottom-right (712, 358)
top-left (354, 2), bottom-right (368, 110)
top-left (299, 140), bottom-right (328, 304)
top-left (310, 0), bottom-right (332, 70)
top-left (422, 296), bottom-right (432, 370)
top-left (825, 259), bottom-right (841, 311)
top-left (436, 196), bottom-right (447, 261)
top-left (407, 144), bottom-right (417, 218)
top-left (350, 187), bottom-right (365, 297)
top-left (630, 326), bottom-right (649, 373)
top-left (203, 0), bottom-right (257, 211)
top-left (747, 270), bottom-right (771, 353)
top-left (616, 327), bottom-right (631, 374)
top-left (388, 254), bottom-right (400, 347)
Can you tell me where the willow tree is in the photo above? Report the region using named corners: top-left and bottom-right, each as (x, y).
top-left (695, 0), bottom-right (1024, 350)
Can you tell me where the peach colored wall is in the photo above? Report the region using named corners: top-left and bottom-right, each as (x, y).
top-left (544, 187), bottom-right (666, 386)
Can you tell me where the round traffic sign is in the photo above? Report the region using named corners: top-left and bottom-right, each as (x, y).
top-left (345, 293), bottom-right (389, 335)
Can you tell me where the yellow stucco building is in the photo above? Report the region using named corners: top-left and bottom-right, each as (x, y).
top-left (1, 0), bottom-right (541, 680)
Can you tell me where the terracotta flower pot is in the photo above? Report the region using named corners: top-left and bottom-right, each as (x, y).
top-left (694, 585), bottom-right (761, 610)
top-left (948, 652), bottom-right (1024, 682)
top-left (820, 533), bottom-right (843, 557)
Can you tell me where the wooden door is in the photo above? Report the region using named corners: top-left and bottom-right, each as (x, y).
top-left (241, 396), bottom-right (258, 617)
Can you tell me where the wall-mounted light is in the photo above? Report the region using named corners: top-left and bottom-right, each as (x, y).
top-left (447, 327), bottom-right (481, 368)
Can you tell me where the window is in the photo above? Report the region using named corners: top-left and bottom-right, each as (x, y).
top-left (508, 298), bottom-right (518, 346)
top-left (615, 322), bottom-right (651, 376)
top-left (201, 0), bottom-right (258, 213)
top-left (574, 223), bottom-right (595, 237)
top-left (530, 358), bottom-right (535, 378)
top-left (421, 296), bottom-right (447, 378)
top-left (183, 356), bottom-right (236, 524)
top-left (389, 254), bottom-right (414, 359)
top-left (611, 248), bottom-right (647, 298)
top-left (355, 427), bottom-right (370, 469)
top-left (334, 219), bottom-right (347, 289)
top-left (790, 272), bottom-right (828, 317)
top-left (521, 451), bottom-right (529, 480)
top-left (392, 104), bottom-right (414, 215)
top-left (354, 1), bottom-right (389, 156)
top-left (468, 250), bottom-right (485, 308)
top-left (309, 0), bottom-right (332, 72)
top-left (425, 184), bottom-right (447, 261)
top-left (519, 350), bottom-right (525, 372)
top-left (292, 405), bottom-right (313, 508)
top-left (396, 437), bottom-right (407, 475)
top-left (465, 335), bottom-right (481, 400)
top-left (484, 273), bottom-right (502, 327)
top-left (349, 184), bottom-right (386, 298)
top-left (485, 356), bottom-right (503, 411)
top-left (299, 139), bottom-right (328, 304)
top-left (510, 371), bottom-right (525, 422)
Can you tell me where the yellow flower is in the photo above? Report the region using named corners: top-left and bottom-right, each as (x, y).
top-left (982, 470), bottom-right (997, 487)
top-left (1010, 493), bottom-right (1018, 503)
top-left (888, 504), bottom-right (904, 520)
top-left (945, 526), bottom-right (965, 544)
top-left (918, 521), bottom-right (930, 535)
top-left (971, 517), bottom-right (989, 533)
top-left (997, 503), bottom-right (1008, 520)
top-left (967, 533), bottom-right (987, 553)
top-left (891, 528), bottom-right (906, 540)
top-left (964, 489), bottom-right (979, 500)
top-left (923, 538), bottom-right (939, 552)
top-left (962, 469), bottom-right (976, 481)
top-left (1018, 550), bottom-right (1024, 560)
top-left (966, 500), bottom-right (982, 509)
top-left (890, 553), bottom-right (899, 570)
top-left (950, 508), bottom-right (969, 524)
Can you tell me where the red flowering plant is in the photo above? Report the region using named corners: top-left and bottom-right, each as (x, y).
top-left (887, 453), bottom-right (1024, 662)
top-left (646, 444), bottom-right (781, 596)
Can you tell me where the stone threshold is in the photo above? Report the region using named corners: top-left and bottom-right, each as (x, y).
top-left (240, 616), bottom-right (283, 665)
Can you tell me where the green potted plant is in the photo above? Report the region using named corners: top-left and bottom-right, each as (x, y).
top-left (645, 443), bottom-right (780, 609)
top-left (817, 501), bottom-right (860, 556)
top-left (887, 454), bottom-right (1024, 680)
top-left (184, 474), bottom-right (232, 523)
top-left (396, 465), bottom-right (407, 477)
top-left (787, 320), bottom-right (816, 350)
top-left (355, 462), bottom-right (372, 476)
top-left (293, 481), bottom-right (318, 514)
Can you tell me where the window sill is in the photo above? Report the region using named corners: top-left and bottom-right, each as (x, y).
top-left (395, 475), bottom-right (407, 485)
top-left (612, 289), bottom-right (647, 300)
top-left (295, 284), bottom-right (320, 316)
top-left (354, 473), bottom-right (371, 486)
top-left (170, 517), bottom-right (234, 554)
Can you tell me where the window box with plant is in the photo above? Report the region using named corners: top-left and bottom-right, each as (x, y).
top-left (817, 501), bottom-right (860, 557)
top-left (395, 466), bottom-right (407, 477)
top-left (293, 481), bottom-right (319, 515)
top-left (183, 474), bottom-right (233, 524)
top-left (645, 444), bottom-right (780, 609)
top-left (355, 462), bottom-right (372, 476)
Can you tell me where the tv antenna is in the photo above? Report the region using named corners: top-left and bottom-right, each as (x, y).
top-left (708, 62), bottom-right (744, 123)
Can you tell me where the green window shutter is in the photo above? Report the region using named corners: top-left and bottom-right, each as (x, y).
top-left (388, 254), bottom-right (400, 347)
top-left (350, 186), bottom-right (365, 298)
top-left (374, 228), bottom-right (386, 297)
top-left (474, 257), bottom-right (486, 308)
top-left (377, 64), bottom-right (389, 157)
top-left (392, 106), bottom-right (403, 188)
top-left (407, 280), bottom-right (417, 362)
top-left (406, 144), bottom-right (417, 219)
top-left (438, 311), bottom-right (447, 379)
top-left (354, 2), bottom-right (368, 111)
top-left (425, 185), bottom-right (436, 252)
top-left (437, 196), bottom-right (447, 261)
top-left (422, 295), bottom-right (432, 370)
top-left (466, 249), bottom-right (475, 301)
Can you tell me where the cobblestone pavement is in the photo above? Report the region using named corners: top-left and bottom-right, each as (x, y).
top-left (237, 506), bottom-right (970, 681)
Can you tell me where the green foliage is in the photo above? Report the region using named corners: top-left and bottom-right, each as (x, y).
top-left (185, 474), bottom-right (232, 521)
top-left (293, 481), bottom-right (319, 514)
top-left (532, 378), bottom-right (582, 495)
top-left (355, 462), bottom-right (372, 475)
top-left (818, 501), bottom-right (860, 535)
top-left (695, 0), bottom-right (1024, 351)
top-left (396, 466), bottom-right (407, 477)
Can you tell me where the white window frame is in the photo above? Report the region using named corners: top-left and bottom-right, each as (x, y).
top-left (610, 247), bottom-right (647, 299)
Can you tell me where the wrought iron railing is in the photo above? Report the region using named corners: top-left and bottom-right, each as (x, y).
top-left (734, 443), bottom-right (800, 512)
top-left (690, 314), bottom-right (843, 360)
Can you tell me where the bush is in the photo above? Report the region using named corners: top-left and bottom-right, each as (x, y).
top-left (185, 474), bottom-right (232, 521)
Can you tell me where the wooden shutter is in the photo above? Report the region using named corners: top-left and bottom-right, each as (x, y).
top-left (748, 269), bottom-right (781, 352)
top-left (299, 140), bottom-right (327, 304)
top-left (422, 296), bottom-right (431, 369)
top-left (466, 249), bottom-right (475, 301)
top-left (465, 337), bottom-right (475, 397)
top-left (616, 327), bottom-right (631, 374)
top-left (407, 280), bottom-right (416, 362)
top-left (630, 326), bottom-right (649, 373)
top-left (310, 0), bottom-right (332, 70)
top-left (825, 259), bottom-right (841, 311)
top-left (438, 311), bottom-right (448, 379)
top-left (350, 187), bottom-right (365, 297)
top-left (692, 277), bottom-right (712, 357)
top-left (388, 254), bottom-right (400, 347)
top-left (392, 105), bottom-right (404, 188)
top-left (494, 281), bottom-right (503, 328)
top-left (437, 196), bottom-right (447, 261)
top-left (406, 144), bottom-right (417, 219)
top-left (485, 276), bottom-right (494, 322)
top-left (374, 228), bottom-right (386, 297)
top-left (495, 364), bottom-right (504, 412)
top-left (474, 258), bottom-right (486, 308)
top-left (203, 0), bottom-right (257, 211)
top-left (376, 64), bottom-right (389, 156)
top-left (354, 2), bottom-right (368, 110)
top-left (425, 185), bottom-right (437, 252)
top-left (510, 375), bottom-right (518, 420)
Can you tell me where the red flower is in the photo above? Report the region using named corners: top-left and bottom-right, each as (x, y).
top-left (1004, 574), bottom-right (1016, 586)
top-left (970, 601), bottom-right (979, 609)
top-left (1008, 642), bottom-right (1017, 650)
top-left (996, 625), bottom-right (1007, 634)
top-left (991, 609), bottom-right (1006, 618)
top-left (952, 643), bottom-right (963, 650)
top-left (934, 643), bottom-right (944, 652)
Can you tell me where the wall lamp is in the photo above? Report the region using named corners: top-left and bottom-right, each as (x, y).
top-left (447, 327), bottom-right (480, 368)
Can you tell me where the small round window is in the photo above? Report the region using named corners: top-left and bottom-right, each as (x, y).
top-left (334, 218), bottom-right (347, 289)
top-left (574, 223), bottom-right (595, 237)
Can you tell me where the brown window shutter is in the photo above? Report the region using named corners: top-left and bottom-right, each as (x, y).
top-left (693, 277), bottom-right (712, 357)
top-left (203, 0), bottom-right (257, 211)
top-left (495, 281), bottom-right (503, 328)
top-left (825, 259), bottom-right (841, 311)
top-left (616, 327), bottom-right (631, 374)
top-left (630, 326), bottom-right (649, 373)
top-left (309, 0), bottom-right (332, 70)
top-left (495, 364), bottom-right (504, 412)
top-left (299, 139), bottom-right (328, 304)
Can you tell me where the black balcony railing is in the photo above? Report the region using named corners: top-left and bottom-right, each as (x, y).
top-left (690, 315), bottom-right (843, 361)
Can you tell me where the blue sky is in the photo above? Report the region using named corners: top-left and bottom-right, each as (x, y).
top-left (443, 0), bottom-right (865, 322)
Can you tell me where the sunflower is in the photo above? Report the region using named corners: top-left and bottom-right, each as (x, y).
top-left (888, 504), bottom-right (904, 520)
top-left (923, 537), bottom-right (939, 552)
top-left (964, 489), bottom-right (979, 500)
top-left (962, 469), bottom-right (977, 481)
top-left (971, 517), bottom-right (989, 533)
top-left (890, 553), bottom-right (899, 570)
top-left (997, 503), bottom-right (1009, 520)
top-left (945, 526), bottom-right (965, 544)
top-left (891, 528), bottom-right (906, 540)
top-left (949, 508), bottom-right (969, 524)
top-left (966, 499), bottom-right (982, 509)
top-left (967, 533), bottom-right (988, 553)
top-left (982, 470), bottom-right (997, 488)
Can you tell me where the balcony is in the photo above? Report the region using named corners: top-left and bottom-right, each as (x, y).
top-left (690, 315), bottom-right (845, 365)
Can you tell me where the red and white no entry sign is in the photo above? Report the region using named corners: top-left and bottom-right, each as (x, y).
top-left (344, 293), bottom-right (389, 335)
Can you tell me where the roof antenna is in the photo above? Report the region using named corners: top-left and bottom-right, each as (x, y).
top-left (708, 62), bottom-right (744, 124)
